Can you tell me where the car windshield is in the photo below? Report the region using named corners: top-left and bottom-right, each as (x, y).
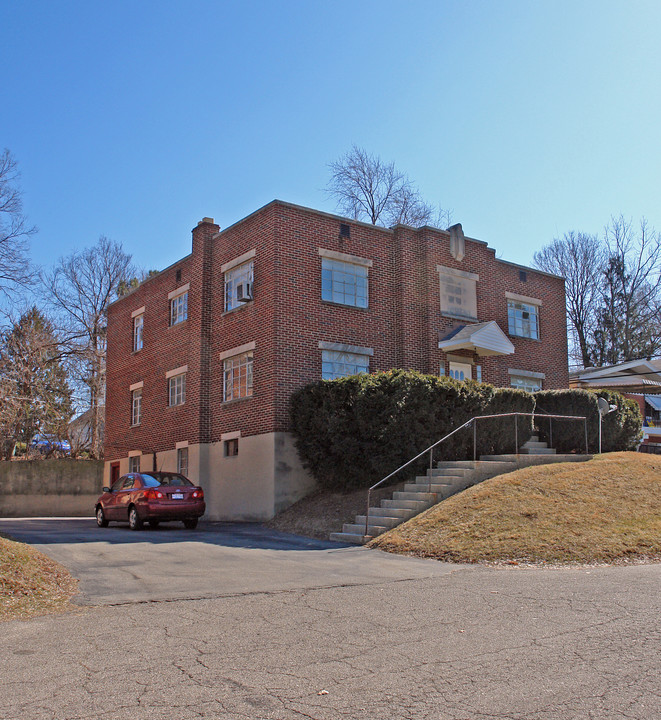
top-left (141, 473), bottom-right (193, 487)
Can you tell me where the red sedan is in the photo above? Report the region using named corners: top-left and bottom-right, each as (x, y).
top-left (95, 472), bottom-right (205, 530)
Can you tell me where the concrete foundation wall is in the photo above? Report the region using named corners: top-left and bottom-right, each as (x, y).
top-left (102, 431), bottom-right (317, 522)
top-left (274, 433), bottom-right (317, 514)
top-left (0, 460), bottom-right (104, 517)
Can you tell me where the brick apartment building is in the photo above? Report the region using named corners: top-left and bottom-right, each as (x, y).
top-left (104, 200), bottom-right (569, 520)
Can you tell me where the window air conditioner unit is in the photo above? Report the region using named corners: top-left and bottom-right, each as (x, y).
top-left (236, 282), bottom-right (253, 302)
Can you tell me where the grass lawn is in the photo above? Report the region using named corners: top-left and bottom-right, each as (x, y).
top-left (0, 534), bottom-right (78, 622)
top-left (369, 452), bottom-right (661, 564)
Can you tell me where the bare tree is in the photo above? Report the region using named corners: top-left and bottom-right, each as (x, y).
top-left (0, 149), bottom-right (36, 309)
top-left (326, 145), bottom-right (450, 228)
top-left (533, 232), bottom-right (604, 368)
top-left (590, 216), bottom-right (661, 364)
top-left (44, 237), bottom-right (135, 459)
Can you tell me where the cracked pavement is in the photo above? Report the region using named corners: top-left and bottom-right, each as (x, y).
top-left (1, 519), bottom-right (659, 719)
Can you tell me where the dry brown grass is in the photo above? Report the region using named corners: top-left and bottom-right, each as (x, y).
top-left (0, 534), bottom-right (78, 622)
top-left (369, 452), bottom-right (661, 564)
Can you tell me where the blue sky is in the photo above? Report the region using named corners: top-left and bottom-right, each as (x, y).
top-left (2, 0), bottom-right (661, 274)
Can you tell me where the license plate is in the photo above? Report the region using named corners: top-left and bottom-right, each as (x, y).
top-left (171, 493), bottom-right (184, 500)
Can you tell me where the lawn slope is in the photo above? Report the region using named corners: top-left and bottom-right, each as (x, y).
top-left (0, 535), bottom-right (78, 621)
top-left (369, 452), bottom-right (661, 564)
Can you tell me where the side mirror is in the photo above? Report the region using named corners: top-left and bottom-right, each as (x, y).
top-left (102, 486), bottom-right (110, 493)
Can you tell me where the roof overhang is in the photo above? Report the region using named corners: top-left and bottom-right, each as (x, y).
top-left (571, 358), bottom-right (661, 384)
top-left (438, 321), bottom-right (515, 357)
top-left (570, 376), bottom-right (661, 394)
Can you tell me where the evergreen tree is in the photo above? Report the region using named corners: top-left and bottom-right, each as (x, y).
top-left (0, 308), bottom-right (72, 458)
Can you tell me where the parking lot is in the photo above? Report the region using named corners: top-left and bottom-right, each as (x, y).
top-left (1, 518), bottom-right (660, 720)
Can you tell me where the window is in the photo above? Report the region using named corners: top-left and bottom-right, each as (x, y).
top-left (177, 447), bottom-right (188, 475)
top-left (438, 267), bottom-right (478, 321)
top-left (170, 292), bottom-right (188, 325)
top-left (507, 300), bottom-right (539, 339)
top-left (449, 361), bottom-right (472, 381)
top-left (133, 314), bottom-right (144, 352)
top-left (321, 258), bottom-right (368, 308)
top-left (110, 476), bottom-right (124, 493)
top-left (224, 260), bottom-right (254, 311)
top-left (224, 438), bottom-right (239, 457)
top-left (223, 351), bottom-right (253, 401)
top-left (510, 375), bottom-right (542, 392)
top-left (168, 373), bottom-right (186, 406)
top-left (128, 456), bottom-right (140, 473)
top-left (131, 388), bottom-right (142, 426)
top-left (321, 350), bottom-right (369, 380)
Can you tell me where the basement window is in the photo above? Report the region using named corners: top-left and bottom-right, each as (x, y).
top-left (224, 438), bottom-right (239, 457)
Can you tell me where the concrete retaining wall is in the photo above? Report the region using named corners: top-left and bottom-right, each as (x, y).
top-left (0, 460), bottom-right (104, 517)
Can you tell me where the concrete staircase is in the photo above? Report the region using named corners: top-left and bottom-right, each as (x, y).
top-left (329, 435), bottom-right (591, 545)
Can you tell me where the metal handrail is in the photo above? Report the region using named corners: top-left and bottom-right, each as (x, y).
top-left (363, 411), bottom-right (588, 537)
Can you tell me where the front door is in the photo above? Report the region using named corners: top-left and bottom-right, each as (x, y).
top-left (449, 361), bottom-right (472, 381)
top-left (110, 462), bottom-right (120, 487)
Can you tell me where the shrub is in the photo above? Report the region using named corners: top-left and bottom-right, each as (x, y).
top-left (290, 370), bottom-right (534, 490)
top-left (474, 387), bottom-right (535, 457)
top-left (533, 388), bottom-right (642, 453)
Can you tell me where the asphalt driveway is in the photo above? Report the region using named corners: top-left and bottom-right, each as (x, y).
top-left (0, 517), bottom-right (460, 605)
top-left (2, 518), bottom-right (660, 719)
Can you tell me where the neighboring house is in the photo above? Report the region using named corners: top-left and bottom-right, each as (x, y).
top-left (104, 200), bottom-right (569, 520)
top-left (68, 408), bottom-right (105, 453)
top-left (570, 358), bottom-right (661, 447)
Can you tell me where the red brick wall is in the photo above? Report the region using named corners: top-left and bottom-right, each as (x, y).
top-left (105, 253), bottom-right (195, 460)
top-left (105, 201), bottom-right (569, 461)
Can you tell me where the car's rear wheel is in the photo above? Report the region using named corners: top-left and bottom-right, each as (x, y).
top-left (128, 506), bottom-right (143, 531)
top-left (183, 518), bottom-right (198, 529)
top-left (148, 520), bottom-right (160, 529)
top-left (96, 506), bottom-right (108, 528)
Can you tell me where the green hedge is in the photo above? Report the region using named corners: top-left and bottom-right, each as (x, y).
top-left (474, 387), bottom-right (536, 457)
top-left (533, 388), bottom-right (642, 453)
top-left (290, 370), bottom-right (534, 490)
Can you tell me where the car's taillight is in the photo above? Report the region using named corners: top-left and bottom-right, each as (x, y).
top-left (144, 489), bottom-right (164, 500)
top-left (192, 488), bottom-right (204, 499)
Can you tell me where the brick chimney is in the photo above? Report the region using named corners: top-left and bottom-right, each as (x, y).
top-left (190, 217), bottom-right (219, 446)
top-left (192, 217), bottom-right (220, 259)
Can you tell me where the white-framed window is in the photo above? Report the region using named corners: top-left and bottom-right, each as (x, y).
top-left (321, 258), bottom-right (369, 308)
top-left (321, 350), bottom-right (370, 380)
top-left (168, 373), bottom-right (186, 406)
top-left (128, 456), bottom-right (141, 473)
top-left (438, 266), bottom-right (478, 321)
top-left (449, 361), bottom-right (472, 381)
top-left (224, 260), bottom-right (254, 311)
top-left (177, 447), bottom-right (188, 475)
top-left (131, 389), bottom-right (142, 426)
top-left (507, 299), bottom-right (540, 339)
top-left (223, 351), bottom-right (253, 402)
top-left (170, 292), bottom-right (188, 326)
top-left (133, 314), bottom-right (144, 352)
top-left (510, 375), bottom-right (543, 392)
